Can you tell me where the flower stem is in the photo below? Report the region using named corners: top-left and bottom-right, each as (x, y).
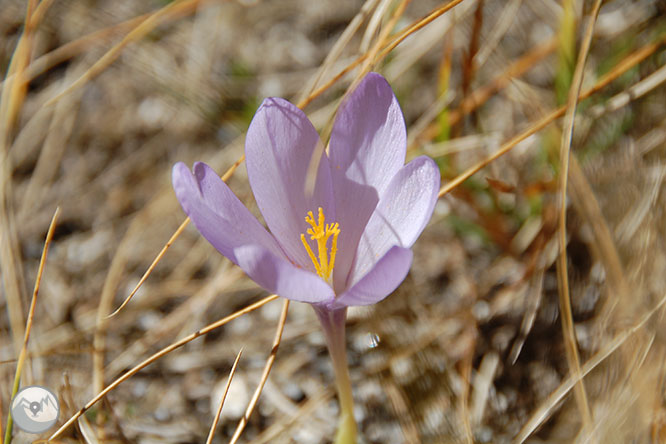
top-left (313, 306), bottom-right (357, 444)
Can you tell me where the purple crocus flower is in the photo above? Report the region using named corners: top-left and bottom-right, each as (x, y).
top-left (172, 73), bottom-right (440, 311)
top-left (174, 73), bottom-right (438, 442)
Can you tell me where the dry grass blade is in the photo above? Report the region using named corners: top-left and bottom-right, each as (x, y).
top-left (297, 0), bottom-right (381, 104)
top-left (0, 13), bottom-right (151, 91)
top-left (44, 0), bottom-right (211, 108)
top-left (0, 0), bottom-right (72, 380)
top-left (437, 34), bottom-right (665, 198)
top-left (228, 299), bottom-right (290, 444)
top-left (376, 0), bottom-right (467, 62)
top-left (474, 0), bottom-right (521, 66)
top-left (447, 37), bottom-right (557, 129)
top-left (589, 62), bottom-right (666, 119)
top-left (27, 0), bottom-right (56, 29)
top-left (459, 340), bottom-right (475, 444)
top-left (509, 269), bottom-right (545, 364)
top-left (0, 9), bottom-right (33, 138)
top-left (1, 0), bottom-right (54, 146)
top-left (105, 266), bottom-right (242, 377)
top-left (358, 0), bottom-right (409, 77)
top-left (0, 0), bottom-right (46, 360)
top-left (92, 216), bottom-right (146, 428)
top-left (298, 0), bottom-right (469, 109)
top-left (555, 0), bottom-right (603, 436)
top-left (566, 152), bottom-right (629, 307)
top-left (206, 348), bottom-right (243, 444)
top-left (108, 218), bottom-right (189, 317)
top-left (47, 294), bottom-right (280, 441)
top-left (296, 52), bottom-right (368, 109)
top-left (409, 37), bottom-right (557, 149)
top-left (383, 381), bottom-right (419, 444)
top-left (3, 207), bottom-right (59, 444)
top-left (360, 0), bottom-right (392, 52)
top-left (515, 290), bottom-right (666, 443)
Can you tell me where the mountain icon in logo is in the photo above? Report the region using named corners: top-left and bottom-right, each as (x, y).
top-left (11, 386), bottom-right (59, 434)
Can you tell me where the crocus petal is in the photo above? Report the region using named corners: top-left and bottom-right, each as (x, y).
top-left (331, 246), bottom-right (413, 309)
top-left (235, 244), bottom-right (335, 304)
top-left (172, 162), bottom-right (285, 265)
top-left (328, 73), bottom-right (407, 290)
top-left (245, 97), bottom-right (335, 271)
top-left (329, 72), bottom-right (407, 195)
top-left (349, 156), bottom-right (440, 285)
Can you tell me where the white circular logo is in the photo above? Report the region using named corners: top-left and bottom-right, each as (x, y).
top-left (11, 386), bottom-right (59, 434)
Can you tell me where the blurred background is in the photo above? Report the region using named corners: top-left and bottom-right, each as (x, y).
top-left (0, 0), bottom-right (665, 442)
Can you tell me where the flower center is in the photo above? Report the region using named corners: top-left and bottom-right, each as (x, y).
top-left (300, 207), bottom-right (340, 283)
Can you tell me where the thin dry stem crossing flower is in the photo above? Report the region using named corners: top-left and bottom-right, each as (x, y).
top-left (206, 348), bottom-right (243, 444)
top-left (47, 294), bottom-right (279, 441)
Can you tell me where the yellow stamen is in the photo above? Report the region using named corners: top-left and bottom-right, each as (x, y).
top-left (300, 233), bottom-right (322, 277)
top-left (300, 207), bottom-right (340, 282)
